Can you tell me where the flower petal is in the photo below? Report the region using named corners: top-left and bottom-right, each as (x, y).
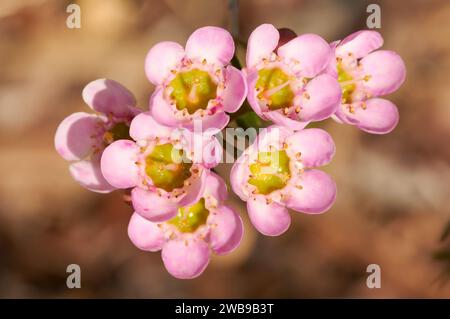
top-left (336, 30), bottom-right (383, 59)
top-left (230, 162), bottom-right (248, 201)
top-left (286, 128), bottom-right (335, 167)
top-left (246, 71), bottom-right (265, 117)
top-left (129, 111), bottom-right (173, 142)
top-left (100, 140), bottom-right (139, 189)
top-left (185, 112), bottom-right (230, 132)
top-left (149, 88), bottom-right (179, 127)
top-left (360, 50), bottom-right (406, 97)
top-left (203, 172), bottom-right (228, 203)
top-left (251, 125), bottom-right (292, 152)
top-left (144, 41), bottom-right (185, 85)
top-left (55, 112), bottom-right (103, 161)
top-left (185, 26), bottom-right (234, 65)
top-left (323, 41), bottom-right (340, 78)
top-left (221, 65), bottom-right (247, 113)
top-left (264, 110), bottom-right (309, 130)
top-left (209, 205), bottom-right (243, 255)
top-left (299, 73), bottom-right (341, 122)
top-left (180, 129), bottom-right (223, 168)
top-left (349, 98), bottom-right (399, 134)
top-left (246, 24), bottom-right (279, 69)
top-left (178, 168), bottom-right (208, 207)
top-left (127, 212), bottom-right (165, 252)
top-left (131, 187), bottom-right (179, 222)
top-left (285, 169), bottom-right (336, 214)
top-left (278, 33), bottom-right (332, 77)
top-left (82, 79), bottom-right (136, 117)
top-left (162, 239), bottom-right (210, 279)
top-left (247, 195), bottom-right (291, 236)
top-left (69, 160), bottom-right (115, 193)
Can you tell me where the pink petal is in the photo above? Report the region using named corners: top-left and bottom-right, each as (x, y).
top-left (286, 128), bottom-right (335, 167)
top-left (69, 160), bottom-right (115, 193)
top-left (277, 33), bottom-right (332, 77)
top-left (144, 41), bottom-right (185, 85)
top-left (265, 110), bottom-right (309, 130)
top-left (162, 239), bottom-right (210, 279)
top-left (185, 26), bottom-right (234, 65)
top-left (129, 111), bottom-right (172, 141)
top-left (246, 24), bottom-right (279, 69)
top-left (180, 130), bottom-right (222, 168)
top-left (285, 169), bottom-right (336, 214)
top-left (246, 71), bottom-right (265, 117)
top-left (360, 50), bottom-right (406, 97)
top-left (323, 41), bottom-right (340, 78)
top-left (349, 98), bottom-right (399, 134)
top-left (247, 195), bottom-right (291, 236)
top-left (251, 125), bottom-right (292, 152)
top-left (55, 112), bottom-right (102, 161)
top-left (149, 88), bottom-right (179, 127)
top-left (209, 205), bottom-right (243, 255)
top-left (100, 140), bottom-right (139, 189)
top-left (221, 65), bottom-right (247, 113)
top-left (299, 73), bottom-right (341, 122)
top-left (178, 168), bottom-right (208, 207)
top-left (131, 187), bottom-right (179, 222)
top-left (82, 79), bottom-right (136, 117)
top-left (230, 162), bottom-right (248, 201)
top-left (184, 111), bottom-right (230, 132)
top-left (127, 213), bottom-right (164, 252)
top-left (203, 172), bottom-right (228, 203)
top-left (336, 30), bottom-right (383, 59)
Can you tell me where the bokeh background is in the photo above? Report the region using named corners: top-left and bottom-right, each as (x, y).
top-left (1, 0), bottom-right (450, 298)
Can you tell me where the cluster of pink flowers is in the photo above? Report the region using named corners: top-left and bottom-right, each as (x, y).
top-left (55, 24), bottom-right (405, 279)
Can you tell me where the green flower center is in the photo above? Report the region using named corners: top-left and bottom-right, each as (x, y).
top-left (337, 62), bottom-right (355, 104)
top-left (168, 198), bottom-right (209, 233)
top-left (145, 143), bottom-right (192, 192)
top-left (248, 150), bottom-right (291, 195)
top-left (103, 122), bottom-right (131, 145)
top-left (169, 68), bottom-right (217, 114)
top-left (255, 67), bottom-right (295, 110)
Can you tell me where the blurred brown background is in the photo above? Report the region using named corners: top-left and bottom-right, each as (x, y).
top-left (1, 0), bottom-right (449, 298)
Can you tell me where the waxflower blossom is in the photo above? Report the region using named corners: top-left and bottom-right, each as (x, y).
top-left (245, 24), bottom-right (342, 130)
top-left (326, 30), bottom-right (406, 134)
top-left (55, 79), bottom-right (141, 193)
top-left (231, 126), bottom-right (337, 236)
top-left (145, 26), bottom-right (247, 131)
top-left (100, 112), bottom-right (222, 222)
top-left (128, 172), bottom-right (243, 279)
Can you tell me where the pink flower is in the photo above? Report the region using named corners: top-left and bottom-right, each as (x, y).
top-left (54, 79), bottom-right (140, 193)
top-left (327, 30), bottom-right (406, 134)
top-left (100, 112), bottom-right (222, 222)
top-left (145, 26), bottom-right (247, 131)
top-left (245, 24), bottom-right (342, 130)
top-left (231, 126), bottom-right (336, 236)
top-left (128, 172), bottom-right (243, 279)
